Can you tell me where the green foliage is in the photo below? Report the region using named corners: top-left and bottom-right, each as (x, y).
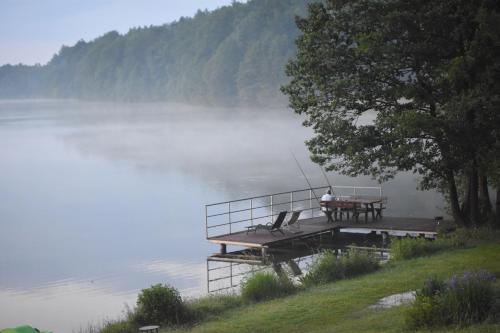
top-left (342, 248), bottom-right (380, 277)
top-left (406, 271), bottom-right (499, 329)
top-left (300, 251), bottom-right (342, 286)
top-left (0, 0), bottom-right (309, 106)
top-left (405, 295), bottom-right (440, 329)
top-left (418, 275), bottom-right (446, 298)
top-left (75, 240), bottom-right (500, 333)
top-left (99, 320), bottom-right (135, 333)
top-left (173, 243), bottom-right (500, 333)
top-left (443, 227), bottom-right (500, 246)
top-left (282, 0), bottom-right (500, 226)
top-left (73, 318), bottom-right (136, 333)
top-left (390, 237), bottom-right (449, 261)
top-left (0, 64), bottom-right (46, 98)
top-left (390, 228), bottom-right (500, 260)
top-left (186, 294), bottom-right (243, 322)
top-left (301, 249), bottom-right (379, 287)
top-left (240, 272), bottom-right (296, 302)
top-left (135, 284), bottom-right (186, 326)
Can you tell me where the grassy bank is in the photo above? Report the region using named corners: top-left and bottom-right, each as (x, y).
top-left (164, 241), bottom-right (500, 333)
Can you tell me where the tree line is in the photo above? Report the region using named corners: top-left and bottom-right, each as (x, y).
top-left (0, 0), bottom-right (308, 106)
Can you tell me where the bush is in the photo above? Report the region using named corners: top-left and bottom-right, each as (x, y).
top-left (391, 228), bottom-right (500, 261)
top-left (135, 284), bottom-right (187, 326)
top-left (300, 251), bottom-right (342, 286)
top-left (342, 248), bottom-right (380, 278)
top-left (186, 294), bottom-right (243, 322)
top-left (406, 270), bottom-right (498, 329)
top-left (405, 295), bottom-right (440, 329)
top-left (440, 227), bottom-right (500, 247)
top-left (390, 237), bottom-right (448, 260)
top-left (240, 272), bottom-right (295, 302)
top-left (301, 249), bottom-right (379, 287)
top-left (418, 275), bottom-right (445, 297)
top-left (438, 228), bottom-right (471, 248)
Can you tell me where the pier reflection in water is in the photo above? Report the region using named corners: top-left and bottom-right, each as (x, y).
top-left (206, 231), bottom-right (389, 293)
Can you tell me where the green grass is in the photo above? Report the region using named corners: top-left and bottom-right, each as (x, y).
top-left (161, 241), bottom-right (500, 333)
top-left (185, 294), bottom-right (243, 323)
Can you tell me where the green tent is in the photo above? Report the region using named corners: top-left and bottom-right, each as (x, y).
top-left (0, 325), bottom-right (52, 333)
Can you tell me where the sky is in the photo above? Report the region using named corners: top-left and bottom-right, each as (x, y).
top-left (0, 0), bottom-right (240, 66)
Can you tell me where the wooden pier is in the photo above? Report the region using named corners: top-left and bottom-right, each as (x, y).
top-left (208, 216), bottom-right (450, 256)
top-left (205, 185), bottom-right (453, 266)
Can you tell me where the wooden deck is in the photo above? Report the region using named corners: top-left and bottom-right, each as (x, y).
top-left (207, 216), bottom-right (449, 248)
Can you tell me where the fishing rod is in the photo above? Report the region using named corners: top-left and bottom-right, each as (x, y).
top-left (290, 151), bottom-right (321, 205)
top-left (319, 165), bottom-right (333, 191)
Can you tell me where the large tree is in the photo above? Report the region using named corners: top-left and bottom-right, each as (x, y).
top-left (282, 0), bottom-right (500, 226)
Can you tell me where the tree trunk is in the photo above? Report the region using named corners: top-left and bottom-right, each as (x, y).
top-left (461, 175), bottom-right (471, 217)
top-left (469, 163), bottom-right (480, 225)
top-left (447, 169), bottom-right (466, 226)
top-left (478, 173), bottom-right (492, 217)
top-left (496, 188), bottom-right (500, 229)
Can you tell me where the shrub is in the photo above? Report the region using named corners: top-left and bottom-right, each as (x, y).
top-left (418, 275), bottom-right (445, 297)
top-left (240, 272), bottom-right (295, 302)
top-left (390, 237), bottom-right (447, 260)
top-left (441, 271), bottom-right (497, 325)
top-left (301, 249), bottom-right (379, 287)
top-left (405, 295), bottom-right (440, 329)
top-left (135, 283), bottom-right (187, 326)
top-left (440, 227), bottom-right (500, 248)
top-left (342, 248), bottom-right (379, 278)
top-left (438, 228), bottom-right (470, 248)
top-left (391, 228), bottom-right (500, 261)
top-left (186, 294), bottom-right (243, 322)
top-left (406, 270), bottom-right (498, 329)
top-left (300, 251), bottom-right (343, 287)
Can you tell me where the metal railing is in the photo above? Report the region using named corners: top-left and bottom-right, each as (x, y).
top-left (205, 185), bottom-right (383, 238)
top-left (206, 259), bottom-right (267, 293)
top-left (206, 254), bottom-right (315, 293)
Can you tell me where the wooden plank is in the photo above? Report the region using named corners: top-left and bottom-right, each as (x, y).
top-left (207, 215), bottom-right (448, 248)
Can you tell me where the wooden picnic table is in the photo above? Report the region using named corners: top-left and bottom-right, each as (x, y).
top-left (321, 196), bottom-right (385, 222)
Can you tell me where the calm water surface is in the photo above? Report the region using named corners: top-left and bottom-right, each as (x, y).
top-left (0, 100), bottom-right (444, 332)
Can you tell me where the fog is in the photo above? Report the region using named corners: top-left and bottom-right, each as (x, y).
top-left (0, 100), bottom-right (444, 332)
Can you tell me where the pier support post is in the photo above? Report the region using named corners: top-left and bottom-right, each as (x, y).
top-left (220, 243), bottom-right (227, 255)
top-left (381, 232), bottom-right (388, 247)
top-left (272, 262), bottom-right (285, 278)
top-left (287, 260), bottom-right (302, 276)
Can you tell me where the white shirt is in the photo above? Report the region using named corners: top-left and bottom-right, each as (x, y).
top-left (321, 193), bottom-right (335, 211)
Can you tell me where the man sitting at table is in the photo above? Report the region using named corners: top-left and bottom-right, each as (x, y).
top-left (321, 189), bottom-right (336, 222)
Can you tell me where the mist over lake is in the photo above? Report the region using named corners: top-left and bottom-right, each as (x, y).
top-left (0, 100), bottom-right (444, 332)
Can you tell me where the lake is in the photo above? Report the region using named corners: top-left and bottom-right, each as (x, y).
top-left (0, 100), bottom-right (444, 332)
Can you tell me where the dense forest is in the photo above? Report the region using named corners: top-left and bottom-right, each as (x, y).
top-left (0, 0), bottom-right (308, 106)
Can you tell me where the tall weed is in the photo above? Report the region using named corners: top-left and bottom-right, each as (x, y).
top-left (301, 249), bottom-right (379, 287)
top-left (240, 272), bottom-right (296, 302)
top-left (390, 237), bottom-right (447, 260)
